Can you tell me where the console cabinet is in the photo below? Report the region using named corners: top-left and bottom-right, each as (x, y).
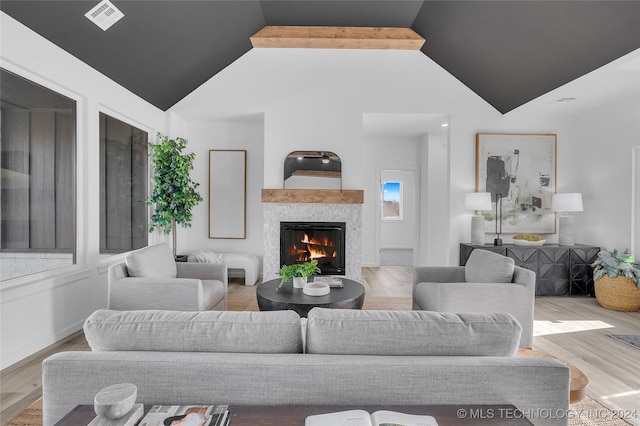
top-left (459, 243), bottom-right (600, 296)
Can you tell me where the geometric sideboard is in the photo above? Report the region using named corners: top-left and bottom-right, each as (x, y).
top-left (460, 243), bottom-right (600, 296)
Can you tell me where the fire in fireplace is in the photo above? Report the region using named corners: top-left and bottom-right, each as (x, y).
top-left (280, 222), bottom-right (346, 275)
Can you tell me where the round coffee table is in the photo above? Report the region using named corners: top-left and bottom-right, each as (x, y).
top-left (256, 278), bottom-right (365, 317)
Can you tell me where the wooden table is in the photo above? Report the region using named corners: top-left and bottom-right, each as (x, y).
top-left (55, 404), bottom-right (533, 425)
top-left (517, 348), bottom-right (589, 403)
top-left (229, 405), bottom-right (533, 425)
top-left (256, 277), bottom-right (365, 317)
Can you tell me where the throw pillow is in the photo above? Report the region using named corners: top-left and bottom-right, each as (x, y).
top-left (125, 243), bottom-right (177, 278)
top-left (465, 249), bottom-right (514, 283)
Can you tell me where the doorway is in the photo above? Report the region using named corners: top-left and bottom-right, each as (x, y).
top-left (378, 169), bottom-right (418, 266)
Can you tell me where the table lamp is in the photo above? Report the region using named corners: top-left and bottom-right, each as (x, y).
top-left (552, 193), bottom-right (583, 246)
top-left (465, 192), bottom-right (492, 245)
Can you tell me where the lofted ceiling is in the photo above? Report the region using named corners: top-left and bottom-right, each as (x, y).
top-left (2, 1), bottom-right (640, 114)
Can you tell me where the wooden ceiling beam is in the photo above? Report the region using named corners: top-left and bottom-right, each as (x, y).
top-left (250, 26), bottom-right (425, 50)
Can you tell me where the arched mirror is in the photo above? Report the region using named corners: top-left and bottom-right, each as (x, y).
top-left (283, 151), bottom-right (342, 189)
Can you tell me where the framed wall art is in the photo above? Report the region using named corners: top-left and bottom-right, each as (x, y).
top-left (476, 133), bottom-right (557, 234)
top-left (209, 150), bottom-right (247, 239)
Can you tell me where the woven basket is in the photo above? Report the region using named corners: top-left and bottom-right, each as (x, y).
top-left (594, 275), bottom-right (640, 312)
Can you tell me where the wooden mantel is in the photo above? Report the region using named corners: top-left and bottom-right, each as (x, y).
top-left (250, 26), bottom-right (425, 50)
top-left (262, 189), bottom-right (364, 204)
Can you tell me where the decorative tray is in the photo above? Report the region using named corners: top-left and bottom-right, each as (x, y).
top-left (513, 239), bottom-right (546, 246)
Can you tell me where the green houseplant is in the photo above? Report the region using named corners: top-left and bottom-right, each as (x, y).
top-left (591, 249), bottom-right (640, 312)
top-left (147, 133), bottom-right (203, 256)
top-left (277, 260), bottom-right (320, 289)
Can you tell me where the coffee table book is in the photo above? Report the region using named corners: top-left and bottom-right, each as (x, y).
top-left (138, 404), bottom-right (228, 426)
top-left (306, 409), bottom-right (438, 426)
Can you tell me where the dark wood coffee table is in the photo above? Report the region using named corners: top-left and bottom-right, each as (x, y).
top-left (230, 404), bottom-right (533, 425)
top-left (256, 277), bottom-right (365, 317)
top-left (56, 404), bottom-right (532, 425)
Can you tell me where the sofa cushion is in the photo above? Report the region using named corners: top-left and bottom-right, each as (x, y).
top-left (84, 309), bottom-right (302, 353)
top-left (201, 280), bottom-right (226, 309)
top-left (125, 243), bottom-right (177, 278)
top-left (306, 308), bottom-right (521, 356)
top-left (465, 249), bottom-right (514, 283)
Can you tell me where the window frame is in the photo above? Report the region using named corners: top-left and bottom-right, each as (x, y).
top-left (98, 109), bottom-right (151, 256)
top-left (0, 67), bottom-right (79, 281)
top-left (381, 180), bottom-right (404, 221)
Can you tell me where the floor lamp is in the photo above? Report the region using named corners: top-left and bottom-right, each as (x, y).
top-left (465, 192), bottom-right (492, 245)
top-left (552, 193), bottom-right (583, 246)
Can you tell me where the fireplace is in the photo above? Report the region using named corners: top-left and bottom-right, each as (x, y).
top-left (280, 221), bottom-right (346, 275)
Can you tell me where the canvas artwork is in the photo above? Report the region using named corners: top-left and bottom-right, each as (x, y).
top-left (476, 133), bottom-right (557, 234)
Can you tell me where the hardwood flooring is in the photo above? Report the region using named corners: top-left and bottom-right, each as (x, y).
top-left (533, 296), bottom-right (640, 422)
top-left (2, 266), bottom-right (640, 425)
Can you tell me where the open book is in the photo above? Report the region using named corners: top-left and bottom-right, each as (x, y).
top-left (305, 409), bottom-right (438, 426)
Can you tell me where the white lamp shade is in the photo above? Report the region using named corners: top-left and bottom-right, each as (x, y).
top-left (465, 192), bottom-right (492, 211)
top-left (552, 193), bottom-right (583, 212)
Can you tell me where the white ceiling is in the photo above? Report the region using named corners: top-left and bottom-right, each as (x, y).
top-left (509, 47), bottom-right (640, 118)
top-left (362, 46), bottom-right (640, 136)
top-left (362, 113), bottom-right (449, 137)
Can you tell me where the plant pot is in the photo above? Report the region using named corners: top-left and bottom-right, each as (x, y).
top-left (293, 277), bottom-right (307, 289)
top-left (594, 276), bottom-right (640, 312)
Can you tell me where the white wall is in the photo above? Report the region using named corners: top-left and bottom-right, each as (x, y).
top-left (547, 94), bottom-right (640, 253)
top-left (172, 48), bottom-right (501, 265)
top-left (173, 46), bottom-right (640, 266)
top-left (0, 13), bottom-right (165, 369)
top-left (420, 132), bottom-right (450, 266)
top-left (175, 117), bottom-right (265, 260)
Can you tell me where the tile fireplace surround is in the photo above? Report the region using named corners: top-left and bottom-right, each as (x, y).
top-left (262, 189), bottom-right (363, 282)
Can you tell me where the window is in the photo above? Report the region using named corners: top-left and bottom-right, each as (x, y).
top-left (0, 69), bottom-right (76, 280)
top-left (99, 113), bottom-right (148, 254)
top-left (381, 181), bottom-right (403, 220)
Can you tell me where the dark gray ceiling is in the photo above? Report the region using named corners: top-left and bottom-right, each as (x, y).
top-left (3, 1), bottom-right (640, 113)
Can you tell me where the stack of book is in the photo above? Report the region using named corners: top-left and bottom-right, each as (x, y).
top-left (138, 404), bottom-right (229, 426)
top-left (313, 276), bottom-right (344, 288)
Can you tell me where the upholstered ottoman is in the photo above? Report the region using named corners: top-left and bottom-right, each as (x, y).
top-left (189, 249), bottom-right (261, 285)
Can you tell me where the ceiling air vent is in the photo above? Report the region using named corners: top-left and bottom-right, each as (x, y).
top-left (85, 0), bottom-right (124, 31)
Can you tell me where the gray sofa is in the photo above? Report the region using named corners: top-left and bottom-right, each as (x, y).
top-left (42, 308), bottom-right (570, 426)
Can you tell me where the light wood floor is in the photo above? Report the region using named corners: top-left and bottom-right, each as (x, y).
top-left (2, 266), bottom-right (640, 425)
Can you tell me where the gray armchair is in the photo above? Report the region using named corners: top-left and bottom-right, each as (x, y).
top-left (108, 243), bottom-right (228, 311)
top-left (413, 249), bottom-right (535, 348)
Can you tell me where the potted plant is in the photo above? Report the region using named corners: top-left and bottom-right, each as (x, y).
top-left (277, 260), bottom-right (320, 289)
top-left (147, 133), bottom-right (203, 257)
top-left (591, 249), bottom-right (640, 312)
